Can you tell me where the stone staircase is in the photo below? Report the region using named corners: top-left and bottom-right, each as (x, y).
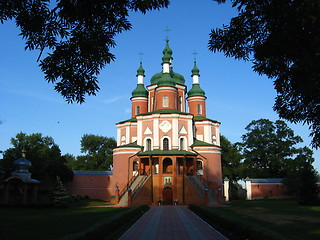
top-left (118, 175), bottom-right (150, 206)
top-left (186, 175), bottom-right (217, 205)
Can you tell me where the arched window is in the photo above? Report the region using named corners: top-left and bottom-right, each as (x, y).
top-left (163, 158), bottom-right (173, 173)
top-left (197, 104), bottom-right (202, 115)
top-left (180, 138), bottom-right (184, 150)
top-left (163, 138), bottom-right (169, 150)
top-left (196, 159), bottom-right (203, 175)
top-left (163, 96), bottom-right (169, 107)
top-left (178, 96), bottom-right (182, 111)
top-left (136, 106), bottom-right (140, 115)
top-left (146, 139), bottom-right (152, 151)
top-left (133, 160), bottom-right (139, 176)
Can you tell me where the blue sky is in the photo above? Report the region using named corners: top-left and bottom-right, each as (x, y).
top-left (0, 0), bottom-right (319, 171)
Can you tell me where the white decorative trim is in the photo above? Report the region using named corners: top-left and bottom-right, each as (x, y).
top-left (179, 126), bottom-right (187, 134)
top-left (153, 118), bottom-right (159, 148)
top-left (144, 126), bottom-right (152, 135)
top-left (125, 126), bottom-right (130, 144)
top-left (179, 136), bottom-right (188, 150)
top-left (159, 120), bottom-right (172, 133)
top-left (144, 137), bottom-right (153, 151)
top-left (137, 121), bottom-right (142, 146)
top-left (160, 135), bottom-right (171, 150)
top-left (204, 125), bottom-right (211, 143)
top-left (172, 118), bottom-right (178, 148)
top-left (117, 128), bottom-right (121, 146)
top-left (188, 119), bottom-right (194, 146)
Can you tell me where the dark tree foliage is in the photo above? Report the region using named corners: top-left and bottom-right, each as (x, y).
top-left (283, 147), bottom-right (319, 205)
top-left (0, 132), bottom-right (73, 182)
top-left (0, 0), bottom-right (169, 103)
top-left (220, 135), bottom-right (243, 180)
top-left (66, 134), bottom-right (116, 171)
top-left (238, 119), bottom-right (310, 178)
top-left (210, 0), bottom-right (320, 148)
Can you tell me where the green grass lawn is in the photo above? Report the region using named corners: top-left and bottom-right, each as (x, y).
top-left (192, 199), bottom-right (320, 240)
top-left (0, 200), bottom-right (133, 240)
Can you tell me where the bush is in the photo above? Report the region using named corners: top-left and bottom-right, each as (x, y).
top-left (189, 205), bottom-right (285, 240)
top-left (61, 205), bottom-right (149, 240)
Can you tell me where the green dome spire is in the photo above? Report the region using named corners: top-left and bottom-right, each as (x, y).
top-left (191, 60), bottom-right (200, 76)
top-left (162, 39), bottom-right (173, 64)
top-left (136, 61), bottom-right (145, 76)
top-left (132, 84), bottom-right (148, 98)
top-left (188, 60), bottom-right (205, 97)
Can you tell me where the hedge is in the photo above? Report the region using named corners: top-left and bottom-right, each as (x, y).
top-left (60, 205), bottom-right (149, 240)
top-left (189, 205), bottom-right (285, 240)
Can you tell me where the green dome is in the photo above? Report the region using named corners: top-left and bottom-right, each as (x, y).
top-left (188, 83), bottom-right (206, 97)
top-left (132, 84), bottom-right (148, 98)
top-left (150, 71), bottom-right (185, 86)
top-left (162, 39), bottom-right (173, 64)
top-left (136, 62), bottom-right (145, 76)
top-left (157, 73), bottom-right (175, 87)
top-left (171, 71), bottom-right (185, 85)
top-left (191, 61), bottom-right (200, 76)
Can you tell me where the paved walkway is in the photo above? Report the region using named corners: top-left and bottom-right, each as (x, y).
top-left (119, 206), bottom-right (228, 240)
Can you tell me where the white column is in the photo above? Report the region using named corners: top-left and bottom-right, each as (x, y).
top-left (204, 124), bottom-right (211, 143)
top-left (188, 119), bottom-right (194, 146)
top-left (117, 128), bottom-right (121, 146)
top-left (245, 179), bottom-right (252, 200)
top-left (153, 118), bottom-right (159, 149)
top-left (126, 126), bottom-right (130, 144)
top-left (216, 126), bottom-right (220, 146)
top-left (137, 121), bottom-right (142, 146)
top-left (193, 75), bottom-right (199, 84)
top-left (163, 63), bottom-right (170, 73)
top-left (138, 75), bottom-right (144, 84)
top-left (172, 118), bottom-right (178, 148)
top-left (224, 178), bottom-right (230, 202)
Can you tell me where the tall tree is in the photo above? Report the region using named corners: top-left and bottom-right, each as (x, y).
top-left (238, 119), bottom-right (308, 178)
top-left (0, 0), bottom-right (169, 103)
top-left (209, 0), bottom-right (320, 148)
top-left (66, 134), bottom-right (116, 171)
top-left (0, 132), bottom-right (73, 182)
top-left (283, 147), bottom-right (319, 205)
top-left (220, 135), bottom-right (243, 180)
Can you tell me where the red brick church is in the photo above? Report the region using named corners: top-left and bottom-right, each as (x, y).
top-left (67, 40), bottom-right (224, 205)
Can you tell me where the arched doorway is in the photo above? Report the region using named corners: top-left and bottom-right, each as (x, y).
top-left (163, 186), bottom-right (173, 205)
top-left (163, 158), bottom-right (173, 174)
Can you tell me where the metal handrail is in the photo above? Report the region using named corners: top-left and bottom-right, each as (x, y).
top-left (119, 173), bottom-right (138, 199)
top-left (132, 169), bottom-right (151, 197)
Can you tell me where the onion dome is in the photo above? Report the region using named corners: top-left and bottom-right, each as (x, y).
top-left (162, 39), bottom-right (173, 64)
top-left (188, 83), bottom-right (206, 97)
top-left (12, 150), bottom-right (32, 177)
top-left (132, 84), bottom-right (148, 97)
top-left (136, 61), bottom-right (145, 77)
top-left (188, 60), bottom-right (205, 97)
top-left (132, 62), bottom-right (148, 98)
top-left (150, 71), bottom-right (186, 85)
top-left (157, 73), bottom-right (175, 87)
top-left (191, 60), bottom-right (200, 76)
top-left (171, 70), bottom-right (185, 85)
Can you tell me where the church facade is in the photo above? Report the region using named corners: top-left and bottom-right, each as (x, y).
top-left (112, 40), bottom-right (223, 205)
top-left (67, 41), bottom-right (223, 205)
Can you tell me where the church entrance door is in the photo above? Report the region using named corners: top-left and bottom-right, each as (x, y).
top-left (163, 186), bottom-right (173, 205)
